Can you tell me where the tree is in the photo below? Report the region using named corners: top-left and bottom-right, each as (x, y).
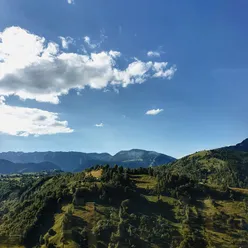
top-left (39, 235), bottom-right (44, 245)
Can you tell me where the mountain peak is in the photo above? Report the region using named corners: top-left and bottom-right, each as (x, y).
top-left (114, 148), bottom-right (159, 155)
top-left (111, 149), bottom-right (175, 167)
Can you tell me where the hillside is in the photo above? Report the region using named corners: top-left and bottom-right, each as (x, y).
top-left (226, 138), bottom-right (248, 152)
top-left (0, 139), bottom-right (248, 247)
top-left (166, 148), bottom-right (248, 189)
top-left (0, 161), bottom-right (247, 248)
top-left (0, 159), bottom-right (60, 174)
top-left (0, 150), bottom-right (176, 172)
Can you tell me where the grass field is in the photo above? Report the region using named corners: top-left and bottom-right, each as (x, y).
top-left (86, 169), bottom-right (103, 179)
top-left (130, 174), bottom-right (157, 189)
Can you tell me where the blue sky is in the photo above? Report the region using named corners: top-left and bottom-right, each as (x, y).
top-left (0, 0), bottom-right (247, 158)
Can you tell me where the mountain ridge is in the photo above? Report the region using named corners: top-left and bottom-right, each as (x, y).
top-left (165, 138), bottom-right (248, 189)
top-left (225, 138), bottom-right (248, 152)
top-left (0, 159), bottom-right (60, 174)
top-left (0, 149), bottom-right (176, 172)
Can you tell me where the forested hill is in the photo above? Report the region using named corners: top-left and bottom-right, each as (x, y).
top-left (0, 159), bottom-right (60, 174)
top-left (0, 139), bottom-right (248, 247)
top-left (0, 162), bottom-right (247, 247)
top-left (166, 148), bottom-right (248, 189)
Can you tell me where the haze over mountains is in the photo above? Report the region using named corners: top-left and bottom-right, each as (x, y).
top-left (0, 160), bottom-right (60, 174)
top-left (0, 138), bottom-right (247, 174)
top-left (0, 149), bottom-right (176, 173)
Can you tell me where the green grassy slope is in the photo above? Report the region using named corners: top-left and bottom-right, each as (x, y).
top-left (165, 149), bottom-right (248, 189)
top-left (0, 161), bottom-right (247, 248)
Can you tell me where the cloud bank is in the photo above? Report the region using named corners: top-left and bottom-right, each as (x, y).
top-left (0, 26), bottom-right (176, 136)
top-left (0, 26), bottom-right (176, 104)
top-left (0, 98), bottom-right (73, 136)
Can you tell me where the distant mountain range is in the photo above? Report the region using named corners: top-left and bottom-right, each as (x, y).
top-left (0, 138), bottom-right (247, 174)
top-left (0, 159), bottom-right (60, 174)
top-left (0, 149), bottom-right (176, 173)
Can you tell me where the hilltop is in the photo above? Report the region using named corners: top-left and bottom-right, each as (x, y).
top-left (166, 148), bottom-right (248, 189)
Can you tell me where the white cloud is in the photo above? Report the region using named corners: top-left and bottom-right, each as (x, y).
top-left (95, 123), bottom-right (104, 127)
top-left (0, 103), bottom-right (73, 136)
top-left (83, 32), bottom-right (107, 50)
top-left (152, 63), bottom-right (177, 79)
top-left (147, 51), bottom-right (161, 57)
top-left (103, 87), bottom-right (119, 94)
top-left (67, 0), bottom-right (75, 4)
top-left (0, 26), bottom-right (45, 73)
top-left (59, 36), bottom-right (74, 49)
top-left (109, 50), bottom-right (121, 58)
top-left (145, 108), bottom-right (164, 115)
top-left (0, 26), bottom-right (176, 104)
top-left (84, 36), bottom-right (97, 49)
top-left (0, 96), bottom-right (5, 105)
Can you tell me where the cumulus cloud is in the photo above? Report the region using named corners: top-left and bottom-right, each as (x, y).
top-left (0, 26), bottom-right (176, 104)
top-left (59, 36), bottom-right (74, 49)
top-left (109, 50), bottom-right (121, 58)
top-left (0, 103), bottom-right (73, 136)
top-left (67, 0), bottom-right (74, 4)
top-left (147, 51), bottom-right (161, 57)
top-left (153, 63), bottom-right (177, 79)
top-left (145, 108), bottom-right (164, 115)
top-left (113, 59), bottom-right (176, 86)
top-left (95, 123), bottom-right (104, 127)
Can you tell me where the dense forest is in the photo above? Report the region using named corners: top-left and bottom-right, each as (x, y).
top-left (0, 146), bottom-right (248, 247)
